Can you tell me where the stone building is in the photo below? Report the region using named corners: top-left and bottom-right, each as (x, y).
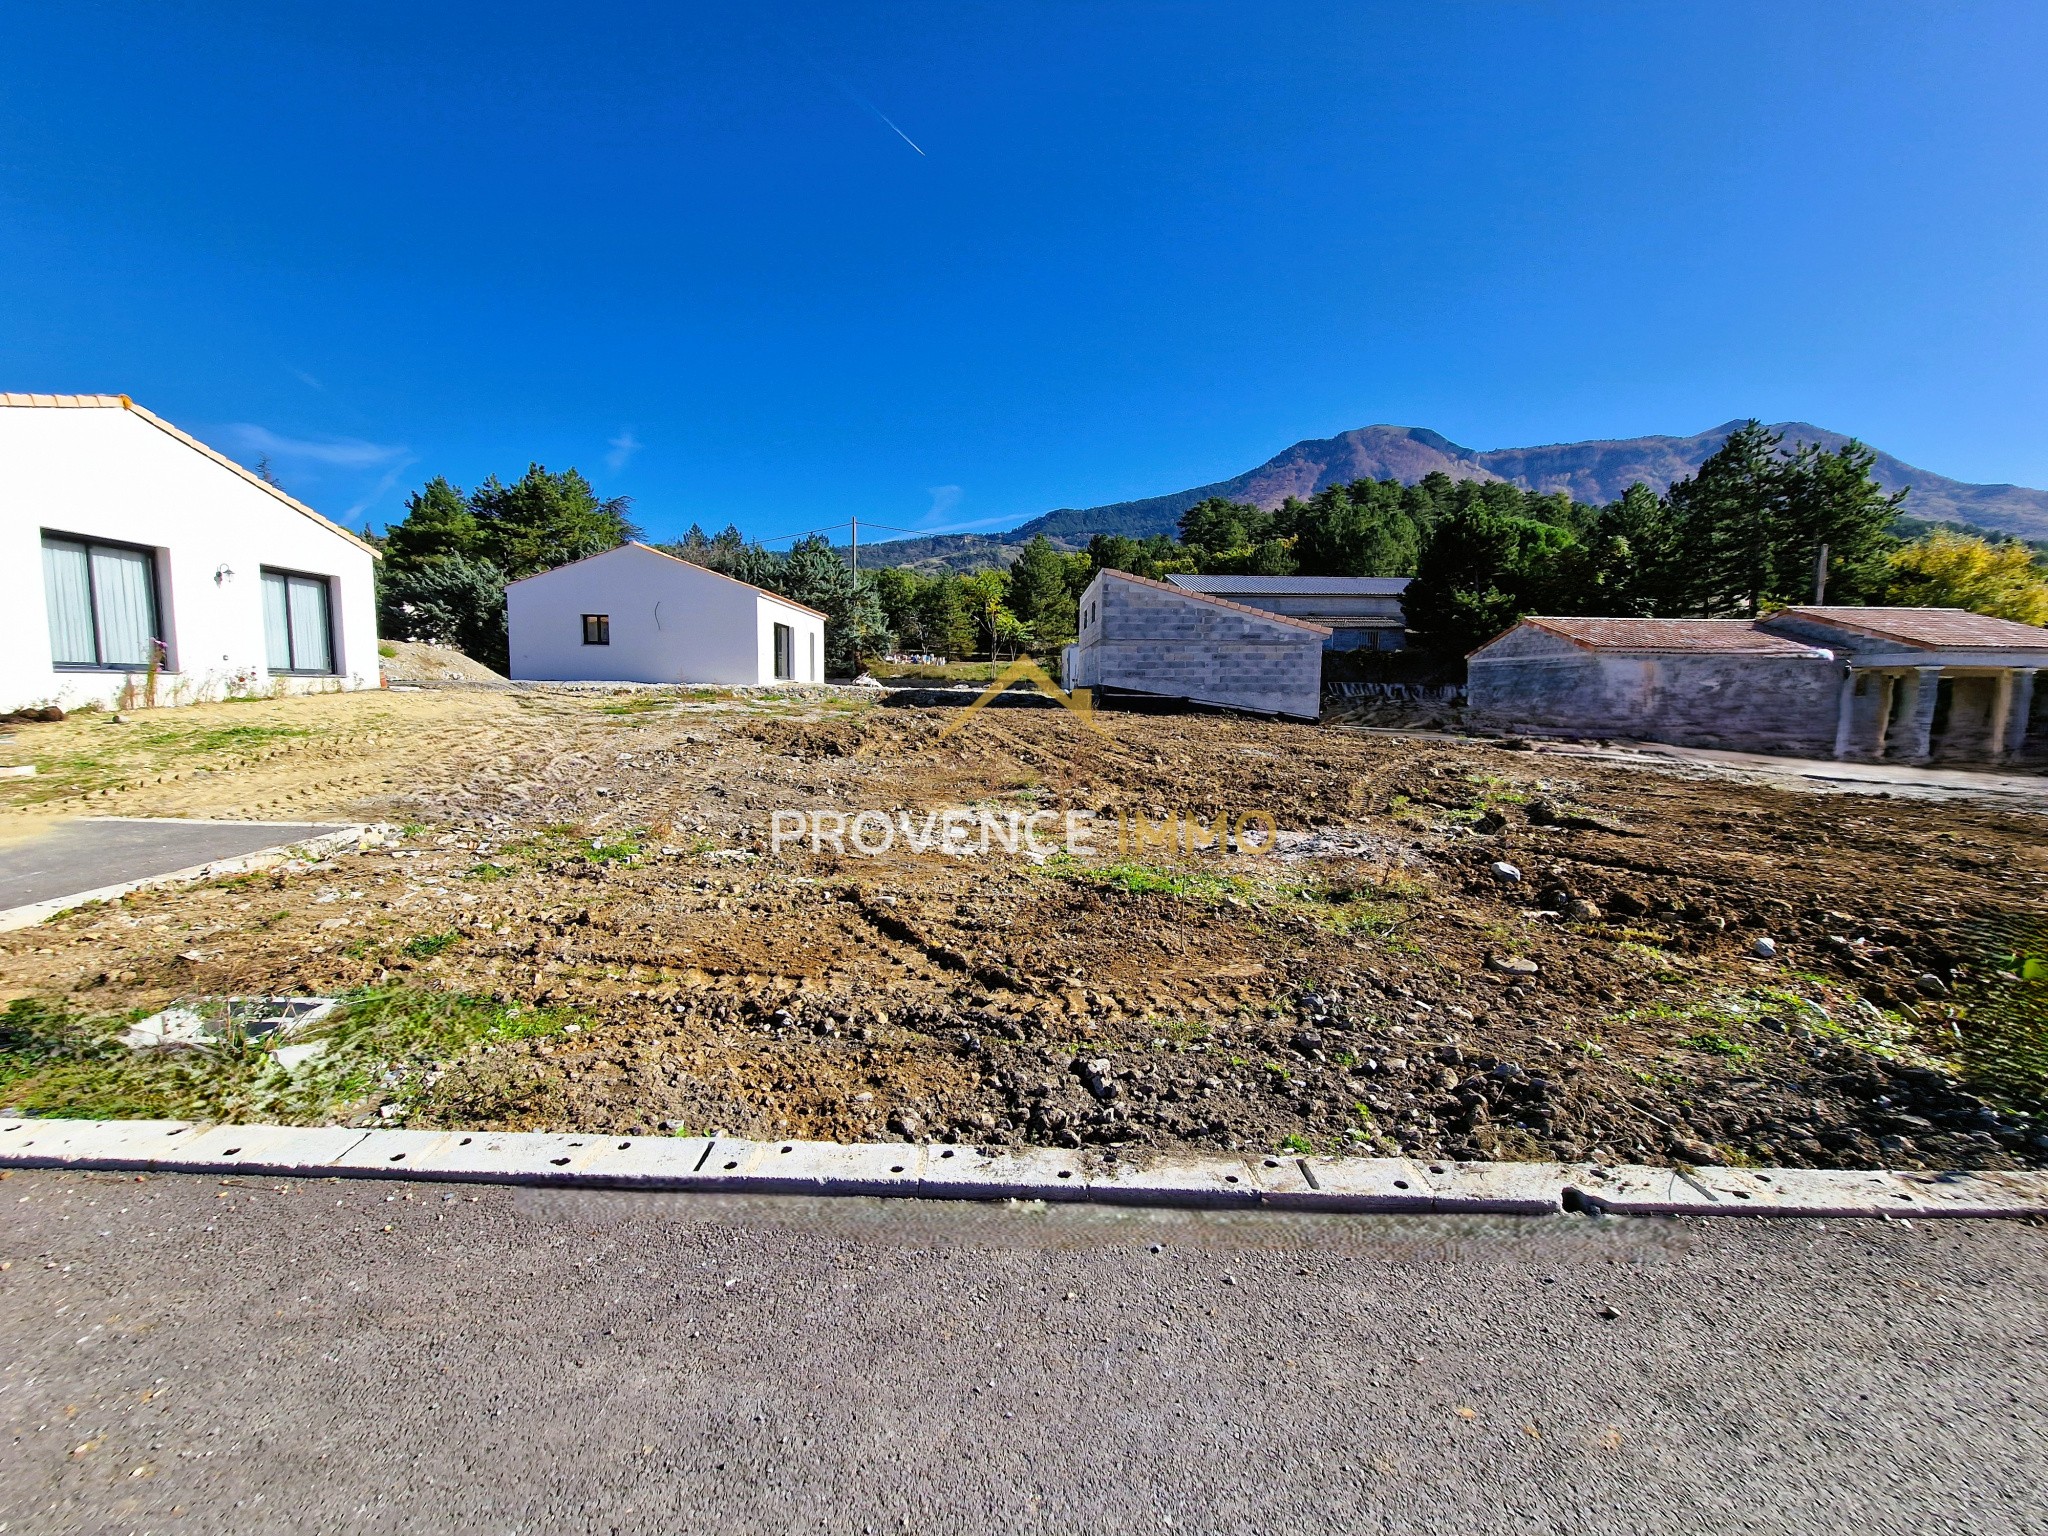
top-left (1062, 569), bottom-right (1329, 719)
top-left (1466, 607), bottom-right (2046, 765)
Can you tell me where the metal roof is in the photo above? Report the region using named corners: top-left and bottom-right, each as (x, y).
top-left (1509, 617), bottom-right (1833, 656)
top-left (1096, 569), bottom-right (1333, 633)
top-left (1166, 575), bottom-right (1411, 596)
top-left (1772, 606), bottom-right (2048, 650)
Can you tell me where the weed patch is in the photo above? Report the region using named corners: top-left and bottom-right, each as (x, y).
top-left (0, 988), bottom-right (581, 1124)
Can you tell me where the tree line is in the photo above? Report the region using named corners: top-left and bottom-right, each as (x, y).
top-left (373, 469), bottom-right (892, 675)
top-left (372, 423), bottom-right (2046, 676)
top-left (1082, 420), bottom-right (2046, 652)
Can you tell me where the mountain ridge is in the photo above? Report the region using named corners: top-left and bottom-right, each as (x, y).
top-left (872, 422), bottom-right (2048, 572)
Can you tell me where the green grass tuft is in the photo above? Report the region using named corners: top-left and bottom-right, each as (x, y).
top-left (0, 988), bottom-right (581, 1124)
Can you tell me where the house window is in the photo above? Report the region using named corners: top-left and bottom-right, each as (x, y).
top-left (42, 534), bottom-right (164, 670)
top-left (261, 568), bottom-right (335, 674)
top-left (582, 614), bottom-right (611, 646)
top-left (808, 631), bottom-right (817, 681)
top-left (773, 622), bottom-right (795, 681)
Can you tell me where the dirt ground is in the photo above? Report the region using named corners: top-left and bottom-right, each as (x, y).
top-left (1, 685), bottom-right (2044, 1171)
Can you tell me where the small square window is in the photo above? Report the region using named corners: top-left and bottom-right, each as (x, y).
top-left (582, 614), bottom-right (610, 645)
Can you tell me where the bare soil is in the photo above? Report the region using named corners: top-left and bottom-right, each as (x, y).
top-left (377, 640), bottom-right (506, 684)
top-left (2, 686), bottom-right (2043, 1170)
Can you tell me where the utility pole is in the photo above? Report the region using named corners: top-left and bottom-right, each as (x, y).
top-left (1813, 541), bottom-right (1830, 605)
top-left (850, 516), bottom-right (858, 573)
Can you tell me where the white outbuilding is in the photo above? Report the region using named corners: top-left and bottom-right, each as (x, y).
top-left (1, 393), bottom-right (381, 713)
top-left (506, 542), bottom-right (829, 686)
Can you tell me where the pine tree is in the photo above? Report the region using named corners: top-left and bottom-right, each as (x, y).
top-left (1666, 421), bottom-right (1790, 615)
top-left (1007, 535), bottom-right (1079, 641)
top-left (469, 465), bottom-right (640, 578)
top-left (1579, 483), bottom-right (1684, 616)
top-left (1781, 438), bottom-right (1905, 603)
top-left (384, 477), bottom-right (484, 569)
top-left (774, 536), bottom-right (887, 675)
top-left (918, 577), bottom-right (976, 658)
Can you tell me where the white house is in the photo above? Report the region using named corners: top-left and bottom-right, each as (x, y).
top-left (1, 393), bottom-right (381, 713)
top-left (506, 542), bottom-right (829, 686)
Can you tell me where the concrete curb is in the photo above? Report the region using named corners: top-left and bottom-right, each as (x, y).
top-left (0, 822), bottom-right (394, 932)
top-left (3, 1117), bottom-right (2045, 1218)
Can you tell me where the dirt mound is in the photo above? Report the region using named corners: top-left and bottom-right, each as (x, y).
top-left (379, 640), bottom-right (505, 684)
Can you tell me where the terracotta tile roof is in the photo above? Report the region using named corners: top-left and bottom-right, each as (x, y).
top-left (1772, 606), bottom-right (2048, 650)
top-left (1511, 617), bottom-right (1832, 656)
top-left (0, 392), bottom-right (131, 408)
top-left (506, 542), bottom-right (830, 618)
top-left (0, 392), bottom-right (381, 556)
top-left (1096, 568), bottom-right (1333, 634)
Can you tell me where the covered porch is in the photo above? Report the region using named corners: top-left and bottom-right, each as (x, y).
top-left (1833, 663), bottom-right (2038, 764)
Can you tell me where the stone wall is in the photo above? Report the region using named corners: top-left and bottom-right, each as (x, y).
top-left (1068, 575), bottom-right (1325, 719)
top-left (1468, 631), bottom-right (1842, 754)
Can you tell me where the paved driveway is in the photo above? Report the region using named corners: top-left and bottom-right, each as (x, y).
top-left (0, 817), bottom-right (343, 911)
top-left (2, 1169), bottom-right (2043, 1535)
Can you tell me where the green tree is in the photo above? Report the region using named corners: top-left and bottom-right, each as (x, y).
top-left (1177, 497), bottom-right (1288, 573)
top-left (469, 465), bottom-right (639, 578)
top-left (383, 477), bottom-right (483, 568)
top-left (1086, 533), bottom-right (1194, 581)
top-left (1284, 480), bottom-right (1424, 577)
top-left (1404, 500), bottom-right (1578, 655)
top-left (1572, 483), bottom-right (1686, 616)
top-left (1781, 437), bottom-right (1905, 604)
top-left (774, 535), bottom-right (888, 675)
top-left (1666, 421), bottom-right (1791, 614)
top-left (375, 553), bottom-right (510, 673)
top-left (917, 576), bottom-right (976, 658)
top-left (378, 465), bottom-right (634, 668)
top-left (871, 567), bottom-right (930, 650)
top-left (959, 568), bottom-right (1012, 658)
top-left (1007, 535), bottom-right (1079, 644)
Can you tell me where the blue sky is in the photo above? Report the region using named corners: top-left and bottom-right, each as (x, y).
top-left (4, 3), bottom-right (2045, 545)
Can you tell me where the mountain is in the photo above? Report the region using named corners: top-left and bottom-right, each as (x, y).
top-left (872, 422), bottom-right (2048, 571)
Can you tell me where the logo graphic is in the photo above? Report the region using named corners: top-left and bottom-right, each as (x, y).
top-left (937, 656), bottom-right (1108, 739)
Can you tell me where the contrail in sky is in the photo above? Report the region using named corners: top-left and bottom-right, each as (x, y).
top-left (867, 102), bottom-right (926, 157)
top-left (808, 57), bottom-right (926, 156)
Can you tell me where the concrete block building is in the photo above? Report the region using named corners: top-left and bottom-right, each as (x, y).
top-left (1467, 607), bottom-right (2047, 765)
top-left (1062, 569), bottom-right (1329, 720)
top-left (1163, 575), bottom-right (1411, 651)
top-left (507, 543), bottom-right (827, 686)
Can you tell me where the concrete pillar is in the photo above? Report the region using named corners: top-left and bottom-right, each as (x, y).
top-left (1988, 671), bottom-right (2015, 762)
top-left (1835, 668), bottom-right (1894, 761)
top-left (1899, 666), bottom-right (1943, 764)
top-left (2003, 668), bottom-right (2038, 760)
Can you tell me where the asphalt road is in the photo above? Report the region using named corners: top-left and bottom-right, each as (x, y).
top-left (2, 1170), bottom-right (2044, 1536)
top-left (0, 819), bottom-right (342, 910)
